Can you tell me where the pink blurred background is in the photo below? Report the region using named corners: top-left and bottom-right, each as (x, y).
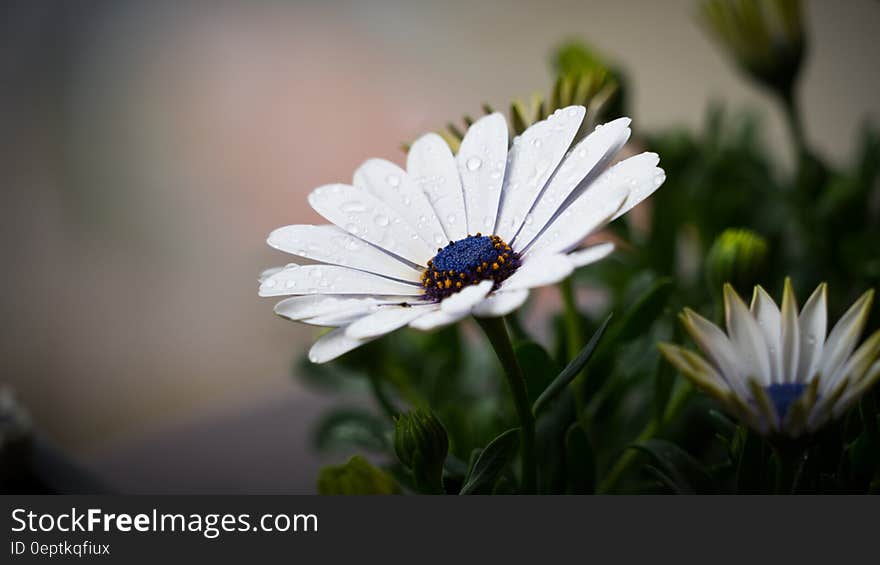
top-left (2, 0), bottom-right (878, 492)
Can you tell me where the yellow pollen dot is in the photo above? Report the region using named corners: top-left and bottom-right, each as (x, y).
top-left (459, 273), bottom-right (466, 279)
top-left (456, 282), bottom-right (462, 289)
top-left (444, 279), bottom-right (452, 289)
top-left (436, 282), bottom-right (442, 289)
top-left (497, 255), bottom-right (505, 263)
top-left (492, 262), bottom-right (499, 270)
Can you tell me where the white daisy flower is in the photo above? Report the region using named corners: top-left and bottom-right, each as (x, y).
top-left (660, 281), bottom-right (880, 438)
top-left (260, 106), bottom-right (665, 363)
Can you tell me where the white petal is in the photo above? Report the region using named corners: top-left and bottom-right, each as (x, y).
top-left (268, 225), bottom-right (421, 282)
top-left (472, 289), bottom-right (529, 317)
top-left (353, 159), bottom-right (448, 248)
top-left (495, 106), bottom-right (585, 241)
top-left (259, 266), bottom-right (283, 283)
top-left (259, 264), bottom-right (422, 297)
top-left (819, 289), bottom-right (874, 386)
top-left (308, 183), bottom-right (432, 265)
top-left (407, 133), bottom-right (468, 241)
top-left (440, 280), bottom-right (493, 315)
top-left (519, 152), bottom-right (660, 254)
top-left (681, 309), bottom-right (751, 399)
top-left (796, 283), bottom-right (827, 383)
top-left (750, 286), bottom-right (782, 384)
top-left (409, 308), bottom-right (467, 331)
top-left (611, 156), bottom-right (666, 222)
top-left (825, 329), bottom-right (880, 396)
top-left (457, 113), bottom-right (508, 235)
top-left (274, 294), bottom-right (408, 321)
top-left (345, 304), bottom-right (434, 339)
top-left (832, 358), bottom-right (880, 419)
top-left (724, 284), bottom-right (772, 386)
top-left (511, 117), bottom-right (630, 249)
top-left (567, 242), bottom-right (615, 268)
top-left (523, 191), bottom-right (625, 257)
top-left (780, 279), bottom-right (800, 383)
top-left (501, 254), bottom-right (574, 291)
top-left (306, 308), bottom-right (379, 328)
top-left (308, 328), bottom-right (373, 364)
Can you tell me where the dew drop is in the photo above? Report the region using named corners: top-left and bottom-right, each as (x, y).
top-left (386, 174), bottom-right (401, 187)
top-left (466, 157), bottom-right (482, 171)
top-left (374, 214), bottom-right (390, 227)
top-left (447, 214), bottom-right (456, 224)
top-left (345, 223), bottom-right (360, 235)
top-left (284, 280), bottom-right (297, 289)
top-left (264, 279), bottom-right (277, 288)
top-left (341, 201), bottom-right (368, 213)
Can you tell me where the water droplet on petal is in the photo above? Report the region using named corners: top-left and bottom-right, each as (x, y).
top-left (374, 214), bottom-right (390, 227)
top-left (386, 174), bottom-right (401, 187)
top-left (466, 157), bottom-right (482, 171)
top-left (341, 201), bottom-right (367, 213)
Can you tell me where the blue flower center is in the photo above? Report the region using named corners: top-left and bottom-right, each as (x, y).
top-left (765, 383), bottom-right (807, 420)
top-left (421, 234), bottom-right (521, 301)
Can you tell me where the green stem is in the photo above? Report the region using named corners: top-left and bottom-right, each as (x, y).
top-left (476, 316), bottom-right (537, 494)
top-left (773, 447), bottom-right (802, 495)
top-left (596, 383), bottom-right (692, 493)
top-left (781, 91), bottom-right (807, 160)
top-left (560, 279), bottom-right (583, 362)
top-left (560, 279), bottom-right (592, 437)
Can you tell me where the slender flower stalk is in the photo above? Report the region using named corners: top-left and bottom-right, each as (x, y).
top-left (476, 316), bottom-right (536, 494)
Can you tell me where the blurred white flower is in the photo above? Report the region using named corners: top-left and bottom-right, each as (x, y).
top-left (661, 281), bottom-right (880, 438)
top-left (260, 106), bottom-right (664, 362)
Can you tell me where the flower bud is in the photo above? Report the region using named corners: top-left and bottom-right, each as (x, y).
top-left (700, 0), bottom-right (804, 97)
top-left (393, 409), bottom-right (449, 494)
top-left (706, 228), bottom-right (769, 296)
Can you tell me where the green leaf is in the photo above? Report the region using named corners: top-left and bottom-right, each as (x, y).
top-left (515, 341), bottom-right (560, 405)
top-left (533, 313), bottom-right (612, 414)
top-left (614, 278), bottom-right (673, 343)
top-left (630, 439), bottom-right (716, 494)
top-left (313, 408), bottom-right (390, 453)
top-left (535, 388), bottom-right (576, 494)
top-left (460, 428), bottom-right (520, 495)
top-left (317, 456), bottom-right (401, 495)
top-left (565, 423), bottom-right (596, 494)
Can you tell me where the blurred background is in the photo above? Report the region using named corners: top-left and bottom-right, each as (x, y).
top-left (1, 0), bottom-right (878, 493)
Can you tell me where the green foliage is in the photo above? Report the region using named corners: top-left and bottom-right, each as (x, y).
top-left (460, 428), bottom-right (520, 495)
top-left (317, 456), bottom-right (401, 495)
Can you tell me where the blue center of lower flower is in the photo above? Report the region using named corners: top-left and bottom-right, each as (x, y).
top-left (765, 383), bottom-right (807, 420)
top-left (422, 233), bottom-right (521, 301)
